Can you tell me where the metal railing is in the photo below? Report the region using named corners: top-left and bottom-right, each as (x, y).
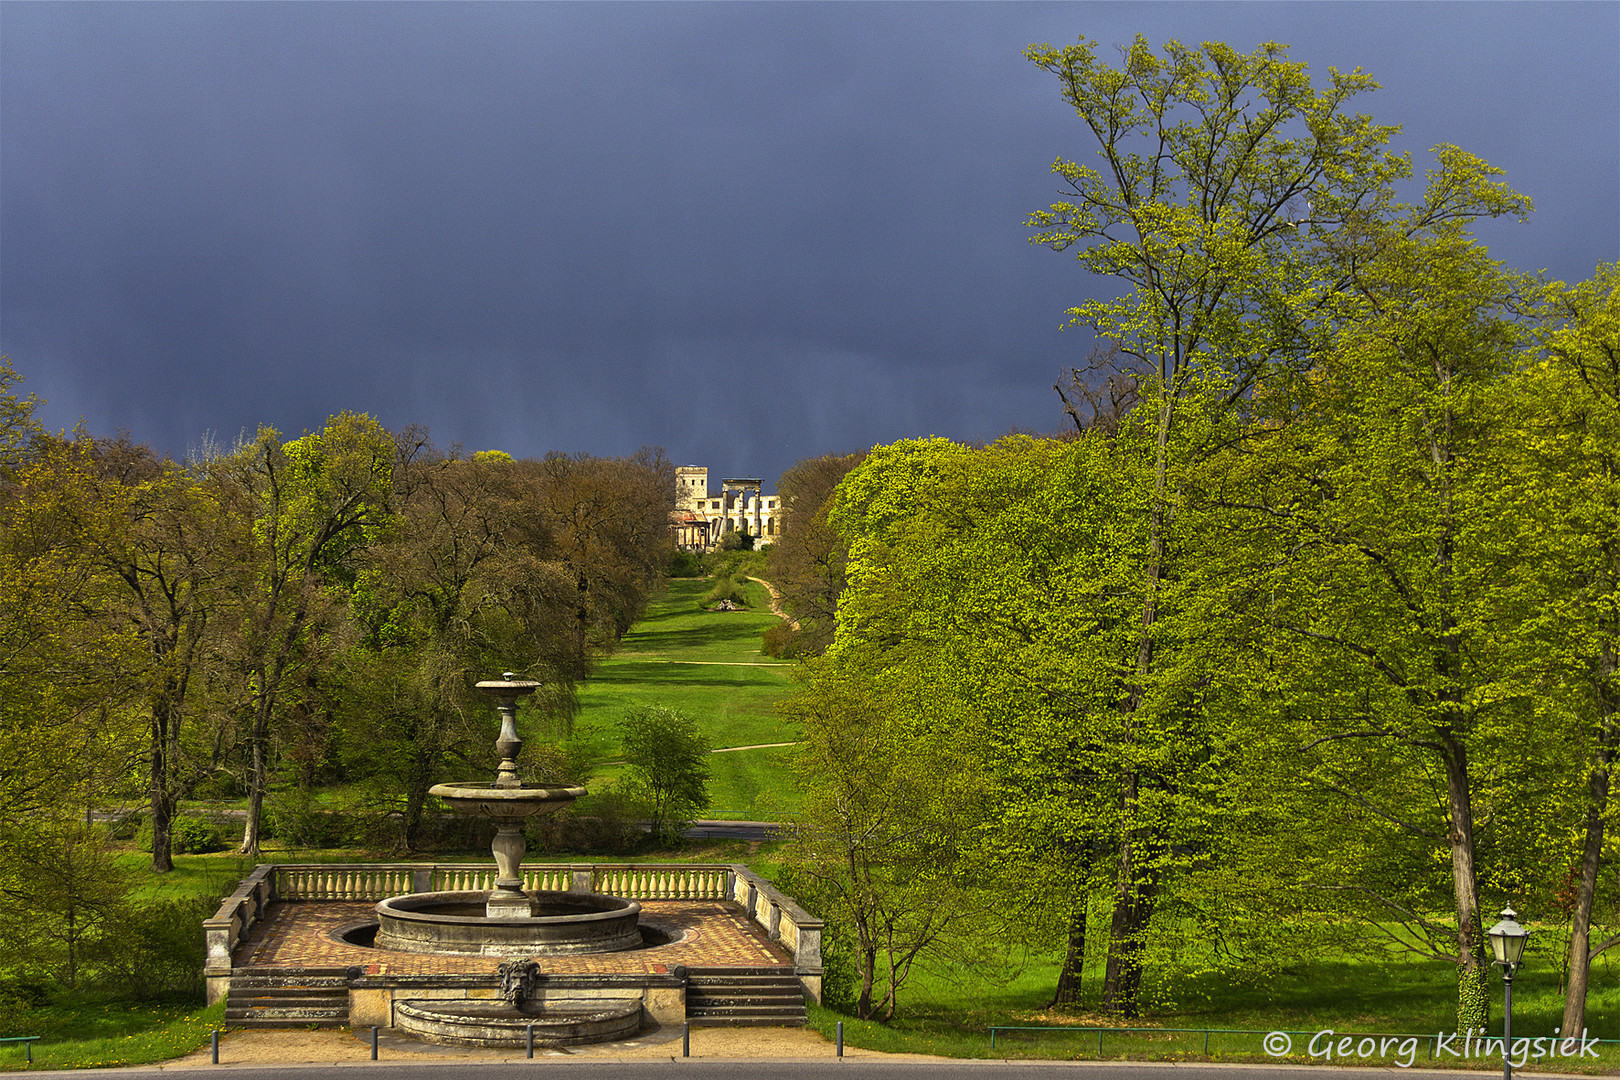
top-left (0, 1036), bottom-right (40, 1064)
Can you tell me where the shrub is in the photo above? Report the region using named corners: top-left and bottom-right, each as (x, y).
top-left (90, 897), bottom-right (212, 1001)
top-left (136, 813), bottom-right (228, 855)
top-left (524, 793), bottom-right (643, 855)
top-left (701, 573), bottom-right (749, 609)
top-left (668, 550), bottom-right (705, 577)
top-left (762, 622), bottom-right (804, 658)
top-left (264, 791), bottom-right (350, 850)
top-left (171, 815), bottom-right (226, 854)
top-left (617, 706), bottom-right (710, 843)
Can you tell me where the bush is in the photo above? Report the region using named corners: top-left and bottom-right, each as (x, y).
top-left (762, 622), bottom-right (805, 658)
top-left (618, 706), bottom-right (711, 843)
top-left (524, 793), bottom-right (644, 855)
top-left (171, 815), bottom-right (225, 854)
top-left (136, 813), bottom-right (227, 855)
top-left (91, 897), bottom-right (211, 1001)
top-left (669, 550), bottom-right (706, 577)
top-left (264, 791), bottom-right (351, 850)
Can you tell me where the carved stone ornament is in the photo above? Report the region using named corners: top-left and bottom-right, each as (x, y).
top-left (497, 958), bottom-right (542, 1005)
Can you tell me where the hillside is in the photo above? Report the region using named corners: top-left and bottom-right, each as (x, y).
top-left (574, 576), bottom-right (800, 820)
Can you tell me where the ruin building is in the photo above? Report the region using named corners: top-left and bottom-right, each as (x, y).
top-left (670, 466), bottom-right (779, 551)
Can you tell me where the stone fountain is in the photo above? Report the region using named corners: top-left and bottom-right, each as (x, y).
top-left (374, 675), bottom-right (643, 958)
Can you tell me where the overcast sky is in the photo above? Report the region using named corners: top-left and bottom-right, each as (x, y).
top-left (3, 2), bottom-right (1615, 488)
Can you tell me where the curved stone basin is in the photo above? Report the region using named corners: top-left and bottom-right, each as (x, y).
top-left (427, 782), bottom-right (587, 820)
top-left (394, 997), bottom-right (642, 1048)
top-left (375, 890), bottom-right (642, 957)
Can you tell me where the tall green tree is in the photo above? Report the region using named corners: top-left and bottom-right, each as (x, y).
top-left (71, 439), bottom-right (226, 872)
top-left (765, 451), bottom-right (865, 657)
top-left (210, 414), bottom-right (401, 854)
top-left (1024, 34), bottom-right (1409, 1014)
top-left (1484, 264), bottom-right (1620, 1033)
top-left (348, 443), bottom-right (581, 850)
top-left (782, 662), bottom-right (982, 1021)
top-left (1228, 152), bottom-right (1535, 1027)
top-left (618, 706), bottom-right (710, 844)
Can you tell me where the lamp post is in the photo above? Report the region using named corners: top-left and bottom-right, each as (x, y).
top-left (1486, 906), bottom-right (1530, 1080)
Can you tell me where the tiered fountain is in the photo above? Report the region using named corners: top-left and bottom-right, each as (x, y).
top-left (376, 676), bottom-right (646, 1047)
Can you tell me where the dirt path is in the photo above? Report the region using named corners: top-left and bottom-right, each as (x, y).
top-left (161, 1026), bottom-right (943, 1067)
top-left (751, 577), bottom-right (798, 630)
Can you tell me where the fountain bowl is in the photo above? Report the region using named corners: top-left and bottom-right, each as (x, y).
top-left (374, 890), bottom-right (643, 956)
top-left (394, 997), bottom-right (643, 1048)
top-left (427, 782), bottom-right (587, 819)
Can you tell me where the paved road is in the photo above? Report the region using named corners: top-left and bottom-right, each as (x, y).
top-left (22, 1059), bottom-right (1513, 1079)
top-left (683, 819), bottom-right (783, 841)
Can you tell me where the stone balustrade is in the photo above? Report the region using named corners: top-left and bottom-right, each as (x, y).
top-left (204, 861), bottom-right (825, 1006)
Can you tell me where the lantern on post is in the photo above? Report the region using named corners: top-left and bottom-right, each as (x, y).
top-left (1485, 906), bottom-right (1530, 1080)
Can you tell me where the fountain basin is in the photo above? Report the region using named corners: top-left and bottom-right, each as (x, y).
top-left (394, 997), bottom-right (642, 1048)
top-left (374, 890), bottom-right (642, 957)
top-left (427, 782), bottom-right (587, 819)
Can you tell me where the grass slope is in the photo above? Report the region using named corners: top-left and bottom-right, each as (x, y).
top-left (575, 577), bottom-right (800, 820)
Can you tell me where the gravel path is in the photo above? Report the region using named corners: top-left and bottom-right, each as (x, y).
top-left (163, 1026), bottom-right (940, 1066)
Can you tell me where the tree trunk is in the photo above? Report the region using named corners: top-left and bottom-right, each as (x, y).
top-left (1441, 734), bottom-right (1488, 1032)
top-left (149, 696), bottom-right (175, 873)
top-left (1103, 772), bottom-right (1160, 1019)
top-left (1101, 846), bottom-right (1158, 1017)
top-left (1050, 903), bottom-right (1089, 1006)
top-left (1563, 642), bottom-right (1617, 1035)
top-left (855, 925), bottom-right (877, 1020)
top-left (239, 718), bottom-right (266, 855)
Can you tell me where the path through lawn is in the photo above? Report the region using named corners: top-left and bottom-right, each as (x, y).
top-left (575, 577), bottom-right (801, 820)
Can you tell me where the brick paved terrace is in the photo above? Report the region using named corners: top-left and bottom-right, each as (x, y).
top-left (205, 862), bottom-right (825, 1007)
top-left (235, 898), bottom-right (795, 976)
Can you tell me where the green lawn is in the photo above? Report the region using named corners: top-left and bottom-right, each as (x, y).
top-left (575, 577), bottom-right (801, 819)
top-left (810, 950), bottom-right (1620, 1071)
top-left (0, 999), bottom-right (225, 1072)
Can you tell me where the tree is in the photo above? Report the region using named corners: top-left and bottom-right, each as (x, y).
top-left (73, 439), bottom-right (225, 872)
top-left (765, 452), bottom-right (865, 657)
top-left (1225, 151), bottom-right (1536, 1027)
top-left (819, 432), bottom-right (1262, 1013)
top-left (209, 414), bottom-right (401, 854)
top-left (1025, 35), bottom-right (1409, 1014)
top-left (0, 817), bottom-right (130, 989)
top-left (781, 663), bottom-right (981, 1021)
top-left (618, 706), bottom-right (710, 843)
top-left (0, 435), bottom-right (141, 833)
top-left (1485, 264), bottom-right (1620, 1033)
top-left (528, 450), bottom-right (676, 674)
top-left (0, 357), bottom-right (40, 472)
top-left (347, 442), bottom-right (582, 850)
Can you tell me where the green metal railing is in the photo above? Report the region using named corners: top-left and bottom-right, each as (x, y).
top-left (0, 1036), bottom-right (40, 1064)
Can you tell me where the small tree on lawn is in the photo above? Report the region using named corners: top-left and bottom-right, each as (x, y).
top-left (619, 706), bottom-right (710, 843)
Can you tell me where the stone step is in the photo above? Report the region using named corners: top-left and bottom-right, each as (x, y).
top-left (224, 1015), bottom-right (350, 1030)
top-left (687, 990), bottom-right (805, 1006)
top-left (686, 1003), bottom-right (806, 1023)
top-left (229, 985), bottom-right (348, 997)
top-left (226, 1010), bottom-right (346, 1027)
top-left (229, 994), bottom-right (346, 1010)
top-left (230, 976), bottom-right (350, 990)
top-left (686, 966), bottom-right (795, 978)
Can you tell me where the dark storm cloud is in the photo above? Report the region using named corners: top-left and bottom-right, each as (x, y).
top-left (3, 2), bottom-right (1615, 485)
